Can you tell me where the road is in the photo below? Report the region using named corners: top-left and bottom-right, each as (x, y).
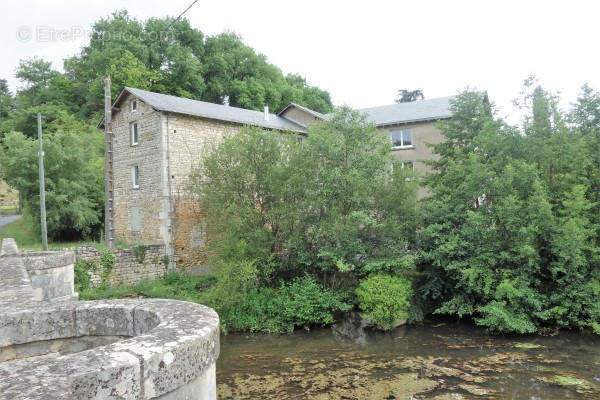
top-left (0, 215), bottom-right (21, 234)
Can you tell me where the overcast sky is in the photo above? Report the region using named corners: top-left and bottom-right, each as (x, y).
top-left (3, 0), bottom-right (600, 123)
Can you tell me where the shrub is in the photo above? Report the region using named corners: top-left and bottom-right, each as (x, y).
top-left (74, 258), bottom-right (95, 291)
top-left (215, 275), bottom-right (351, 333)
top-left (132, 244), bottom-right (148, 263)
top-left (193, 111), bottom-right (418, 287)
top-left (356, 274), bottom-right (413, 330)
top-left (279, 275), bottom-right (351, 327)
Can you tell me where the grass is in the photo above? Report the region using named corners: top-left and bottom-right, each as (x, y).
top-left (0, 213), bottom-right (131, 251)
top-left (0, 215), bottom-right (41, 248)
top-left (78, 273), bottom-right (216, 303)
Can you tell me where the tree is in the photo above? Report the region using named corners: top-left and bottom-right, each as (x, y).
top-left (0, 124), bottom-right (104, 241)
top-left (0, 10), bottom-right (335, 242)
top-left (193, 108), bottom-right (418, 289)
top-left (63, 11), bottom-right (333, 117)
top-left (0, 79), bottom-right (14, 121)
top-left (395, 89), bottom-right (424, 103)
top-left (419, 88), bottom-right (600, 334)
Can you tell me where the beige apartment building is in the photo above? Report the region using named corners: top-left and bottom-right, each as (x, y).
top-left (101, 88), bottom-right (453, 267)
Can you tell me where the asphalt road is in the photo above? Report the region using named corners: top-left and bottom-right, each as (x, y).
top-left (0, 214), bottom-right (21, 234)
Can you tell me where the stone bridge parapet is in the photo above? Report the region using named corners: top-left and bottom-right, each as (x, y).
top-left (0, 239), bottom-right (220, 399)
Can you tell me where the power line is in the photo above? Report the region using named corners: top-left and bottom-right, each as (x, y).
top-left (166, 0), bottom-right (200, 31)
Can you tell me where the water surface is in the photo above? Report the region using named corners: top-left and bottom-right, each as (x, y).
top-left (217, 322), bottom-right (600, 399)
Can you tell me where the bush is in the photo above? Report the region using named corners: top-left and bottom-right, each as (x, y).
top-left (193, 110), bottom-right (418, 289)
top-left (280, 275), bottom-right (352, 327)
top-left (74, 258), bottom-right (95, 291)
top-left (356, 274), bottom-right (413, 330)
top-left (216, 275), bottom-right (351, 333)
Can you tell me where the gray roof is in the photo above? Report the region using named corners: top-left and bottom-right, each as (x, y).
top-left (353, 96), bottom-right (454, 127)
top-left (109, 87), bottom-right (306, 132)
top-left (277, 102), bottom-right (328, 121)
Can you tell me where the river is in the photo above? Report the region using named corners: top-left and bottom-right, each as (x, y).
top-left (217, 321), bottom-right (600, 399)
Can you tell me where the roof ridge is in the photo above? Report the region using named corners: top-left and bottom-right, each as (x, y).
top-left (356, 95), bottom-right (456, 112)
top-left (125, 87), bottom-right (283, 117)
top-left (100, 87), bottom-right (307, 133)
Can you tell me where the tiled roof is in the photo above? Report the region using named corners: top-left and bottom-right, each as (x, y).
top-left (355, 96), bottom-right (454, 126)
top-left (100, 88), bottom-right (454, 132)
top-left (109, 87), bottom-right (307, 132)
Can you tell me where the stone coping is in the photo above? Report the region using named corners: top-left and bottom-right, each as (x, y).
top-left (0, 238), bottom-right (18, 257)
top-left (21, 250), bottom-right (75, 271)
top-left (0, 299), bottom-right (220, 399)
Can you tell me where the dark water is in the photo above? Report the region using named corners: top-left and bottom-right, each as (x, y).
top-left (217, 321), bottom-right (600, 399)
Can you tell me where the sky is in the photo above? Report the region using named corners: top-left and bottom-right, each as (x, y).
top-left (2, 0), bottom-right (600, 123)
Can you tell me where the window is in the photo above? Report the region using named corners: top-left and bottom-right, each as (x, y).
top-left (401, 160), bottom-right (415, 181)
top-left (390, 129), bottom-right (413, 148)
top-left (130, 99), bottom-right (137, 112)
top-left (131, 165), bottom-right (139, 188)
top-left (130, 206), bottom-right (142, 233)
top-left (130, 122), bottom-right (138, 146)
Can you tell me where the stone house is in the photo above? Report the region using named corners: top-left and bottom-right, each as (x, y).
top-left (101, 87), bottom-right (453, 268)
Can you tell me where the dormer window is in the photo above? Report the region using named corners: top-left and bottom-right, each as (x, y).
top-left (390, 129), bottom-right (413, 149)
top-left (130, 99), bottom-right (137, 112)
top-left (130, 122), bottom-right (138, 146)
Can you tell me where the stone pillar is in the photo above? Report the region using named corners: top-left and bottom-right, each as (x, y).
top-left (21, 251), bottom-right (78, 302)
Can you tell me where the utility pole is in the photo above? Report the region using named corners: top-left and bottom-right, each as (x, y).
top-left (104, 76), bottom-right (115, 249)
top-left (37, 113), bottom-right (48, 251)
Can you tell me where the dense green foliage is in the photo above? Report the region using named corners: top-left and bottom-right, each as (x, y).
top-left (418, 82), bottom-right (600, 334)
top-left (77, 272), bottom-right (215, 302)
top-left (216, 275), bottom-right (351, 333)
top-left (0, 128), bottom-right (104, 241)
top-left (356, 274), bottom-right (413, 330)
top-left (64, 10), bottom-right (332, 119)
top-left (192, 108), bottom-right (418, 331)
top-left (193, 80), bottom-right (600, 334)
top-left (77, 271), bottom-right (345, 333)
top-left (2, 8), bottom-right (599, 336)
top-left (0, 10), bottom-right (333, 241)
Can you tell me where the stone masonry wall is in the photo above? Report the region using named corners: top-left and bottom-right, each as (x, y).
top-left (112, 93), bottom-right (167, 245)
top-left (75, 245), bottom-right (167, 287)
top-left (111, 98), bottom-right (243, 270)
top-left (166, 114), bottom-right (241, 269)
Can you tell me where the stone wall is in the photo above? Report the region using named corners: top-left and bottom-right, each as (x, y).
top-left (111, 97), bottom-right (242, 270)
top-left (166, 114), bottom-right (241, 269)
top-left (76, 245), bottom-right (167, 287)
top-left (112, 93), bottom-right (168, 245)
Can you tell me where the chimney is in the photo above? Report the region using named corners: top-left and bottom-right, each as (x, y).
top-left (264, 106), bottom-right (269, 121)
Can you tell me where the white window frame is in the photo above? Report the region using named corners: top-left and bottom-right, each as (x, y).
top-left (130, 99), bottom-right (137, 112)
top-left (390, 129), bottom-right (414, 149)
top-left (401, 160), bottom-right (415, 181)
top-left (131, 165), bottom-right (139, 189)
top-left (401, 160), bottom-right (414, 171)
top-left (130, 122), bottom-right (139, 146)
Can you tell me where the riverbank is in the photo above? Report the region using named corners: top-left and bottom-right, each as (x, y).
top-left (77, 273), bottom-right (600, 398)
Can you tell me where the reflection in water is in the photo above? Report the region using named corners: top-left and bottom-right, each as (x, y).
top-left (217, 322), bottom-right (600, 399)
